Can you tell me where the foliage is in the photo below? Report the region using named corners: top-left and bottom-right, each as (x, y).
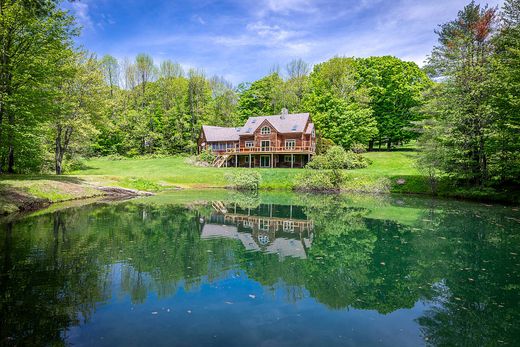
top-left (303, 58), bottom-right (378, 149)
top-left (316, 137), bottom-right (335, 154)
top-left (307, 146), bottom-right (371, 170)
top-left (196, 148), bottom-right (216, 165)
top-left (293, 169), bottom-right (343, 192)
top-left (418, 0), bottom-right (520, 190)
top-left (0, 0), bottom-right (76, 173)
top-left (224, 170), bottom-right (262, 190)
top-left (357, 56), bottom-right (432, 149)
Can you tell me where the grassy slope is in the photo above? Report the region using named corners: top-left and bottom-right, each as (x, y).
top-left (0, 176), bottom-right (103, 215)
top-left (69, 152), bottom-right (424, 193)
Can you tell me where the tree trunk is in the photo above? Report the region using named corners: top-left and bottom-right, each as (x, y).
top-left (7, 111), bottom-right (14, 173)
top-left (55, 125), bottom-right (63, 174)
top-left (368, 140), bottom-right (374, 151)
top-left (387, 140), bottom-right (391, 150)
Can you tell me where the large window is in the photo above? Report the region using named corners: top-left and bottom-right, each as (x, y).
top-left (245, 141), bottom-right (254, 148)
top-left (261, 126), bottom-right (271, 135)
top-left (285, 139), bottom-right (296, 149)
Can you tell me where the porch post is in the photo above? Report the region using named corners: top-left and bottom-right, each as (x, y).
top-left (291, 153), bottom-right (294, 169)
top-left (235, 155), bottom-right (238, 167)
top-left (249, 154), bottom-right (251, 168)
top-left (271, 153), bottom-right (273, 168)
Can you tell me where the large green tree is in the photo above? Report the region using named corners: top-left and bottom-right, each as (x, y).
top-left (303, 57), bottom-right (378, 149)
top-left (0, 0), bottom-right (76, 173)
top-left (357, 56), bottom-right (431, 150)
top-left (420, 0), bottom-right (520, 187)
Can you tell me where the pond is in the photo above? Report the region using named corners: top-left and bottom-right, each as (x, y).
top-left (1, 190), bottom-right (519, 346)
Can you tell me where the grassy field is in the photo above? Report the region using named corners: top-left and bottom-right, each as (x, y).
top-left (2, 150), bottom-right (516, 215)
top-left (68, 151), bottom-right (422, 192)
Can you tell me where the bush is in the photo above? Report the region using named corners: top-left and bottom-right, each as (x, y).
top-left (63, 156), bottom-right (89, 172)
top-left (307, 146), bottom-right (370, 170)
top-left (350, 143), bottom-right (367, 154)
top-left (294, 170), bottom-right (346, 192)
top-left (225, 171), bottom-right (261, 190)
top-left (197, 148), bottom-right (216, 165)
top-left (316, 137), bottom-right (335, 154)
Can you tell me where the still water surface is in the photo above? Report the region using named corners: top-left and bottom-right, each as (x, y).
top-left (1, 190), bottom-right (519, 346)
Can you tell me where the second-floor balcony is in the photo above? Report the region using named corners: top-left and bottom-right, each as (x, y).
top-left (225, 144), bottom-right (315, 154)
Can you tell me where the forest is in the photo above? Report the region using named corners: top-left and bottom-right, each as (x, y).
top-left (0, 0), bottom-right (519, 194)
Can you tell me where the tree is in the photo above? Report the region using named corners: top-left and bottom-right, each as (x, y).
top-left (486, 0), bottom-right (520, 183)
top-left (100, 55), bottom-right (119, 97)
top-left (135, 53), bottom-right (156, 97)
top-left (159, 60), bottom-right (184, 79)
top-left (421, 1), bottom-right (499, 185)
top-left (237, 72), bottom-right (285, 120)
top-left (187, 69), bottom-right (210, 150)
top-left (357, 56), bottom-right (431, 150)
top-left (51, 53), bottom-right (106, 174)
top-left (303, 57), bottom-right (378, 149)
top-left (0, 0), bottom-right (76, 173)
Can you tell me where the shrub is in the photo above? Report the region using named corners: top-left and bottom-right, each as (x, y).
top-left (197, 148), bottom-right (216, 165)
top-left (350, 143), bottom-right (367, 154)
top-left (294, 170), bottom-right (346, 192)
top-left (225, 171), bottom-right (261, 190)
top-left (63, 156), bottom-right (88, 172)
top-left (307, 146), bottom-right (370, 170)
top-left (316, 137), bottom-right (335, 154)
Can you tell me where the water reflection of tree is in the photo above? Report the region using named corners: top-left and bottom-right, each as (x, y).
top-left (1, 197), bottom-right (519, 345)
top-left (297, 194), bottom-right (433, 312)
top-left (0, 212), bottom-right (109, 345)
top-left (416, 206), bottom-right (520, 346)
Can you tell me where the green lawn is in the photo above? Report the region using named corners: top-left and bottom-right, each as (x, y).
top-left (69, 151), bottom-right (422, 192)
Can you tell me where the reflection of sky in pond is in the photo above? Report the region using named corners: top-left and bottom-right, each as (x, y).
top-left (1, 191), bottom-right (519, 346)
top-left (67, 264), bottom-right (426, 347)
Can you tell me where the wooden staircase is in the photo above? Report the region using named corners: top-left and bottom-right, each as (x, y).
top-left (213, 154), bottom-right (229, 167)
top-left (212, 201), bottom-right (228, 214)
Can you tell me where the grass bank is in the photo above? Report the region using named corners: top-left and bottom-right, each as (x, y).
top-left (1, 151), bottom-right (517, 215)
top-left (70, 152), bottom-right (420, 188)
top-left (68, 152), bottom-right (519, 203)
top-left (0, 176), bottom-right (103, 215)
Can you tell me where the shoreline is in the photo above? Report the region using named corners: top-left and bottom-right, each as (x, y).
top-left (1, 176), bottom-right (518, 218)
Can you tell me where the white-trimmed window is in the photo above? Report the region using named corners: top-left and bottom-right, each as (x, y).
top-left (259, 219), bottom-right (269, 231)
top-left (285, 139), bottom-right (296, 149)
top-left (245, 156), bottom-right (249, 163)
top-left (245, 141), bottom-right (254, 148)
top-left (261, 126), bottom-right (271, 135)
top-left (283, 220), bottom-right (294, 232)
top-left (284, 155), bottom-right (292, 162)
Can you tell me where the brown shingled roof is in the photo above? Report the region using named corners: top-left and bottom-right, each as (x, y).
top-left (202, 125), bottom-right (241, 142)
top-left (239, 113), bottom-right (310, 135)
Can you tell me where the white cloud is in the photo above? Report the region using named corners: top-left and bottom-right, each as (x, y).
top-left (191, 15), bottom-right (206, 25)
top-left (71, 2), bottom-right (93, 30)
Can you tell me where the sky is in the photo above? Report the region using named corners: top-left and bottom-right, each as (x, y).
top-left (63, 0), bottom-right (503, 85)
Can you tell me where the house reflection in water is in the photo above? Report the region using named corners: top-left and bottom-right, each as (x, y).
top-left (201, 202), bottom-right (314, 259)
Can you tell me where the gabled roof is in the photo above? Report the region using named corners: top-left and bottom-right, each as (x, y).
top-left (239, 113), bottom-right (310, 135)
top-left (202, 125), bottom-right (241, 142)
top-left (305, 122), bottom-right (314, 134)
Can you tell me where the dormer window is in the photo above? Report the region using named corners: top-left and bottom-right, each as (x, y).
top-left (261, 126), bottom-right (271, 135)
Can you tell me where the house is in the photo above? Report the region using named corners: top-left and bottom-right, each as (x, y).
top-left (198, 110), bottom-right (316, 168)
top-left (201, 202), bottom-right (314, 259)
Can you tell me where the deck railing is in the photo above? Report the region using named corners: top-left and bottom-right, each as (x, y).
top-left (224, 145), bottom-right (315, 154)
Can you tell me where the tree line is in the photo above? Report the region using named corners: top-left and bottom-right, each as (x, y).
top-left (0, 0), bottom-right (518, 192)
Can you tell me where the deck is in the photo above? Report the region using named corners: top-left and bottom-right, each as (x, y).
top-left (223, 145), bottom-right (315, 155)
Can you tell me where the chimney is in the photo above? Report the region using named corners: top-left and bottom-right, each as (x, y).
top-left (281, 108), bottom-right (288, 119)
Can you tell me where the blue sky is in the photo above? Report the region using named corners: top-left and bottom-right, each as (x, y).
top-left (63, 0), bottom-right (502, 85)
